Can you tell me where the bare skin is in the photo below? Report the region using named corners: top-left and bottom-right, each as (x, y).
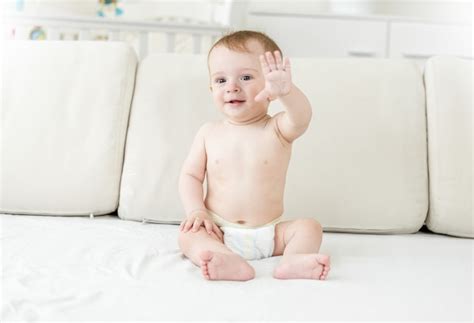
top-left (178, 40), bottom-right (330, 280)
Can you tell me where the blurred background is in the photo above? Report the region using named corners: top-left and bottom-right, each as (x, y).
top-left (2, 0), bottom-right (472, 66)
top-left (4, 0), bottom-right (472, 23)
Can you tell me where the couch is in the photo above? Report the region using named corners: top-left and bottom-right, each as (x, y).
top-left (1, 41), bottom-right (472, 321)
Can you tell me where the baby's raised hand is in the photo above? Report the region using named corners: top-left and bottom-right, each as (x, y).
top-left (255, 51), bottom-right (292, 102)
top-left (180, 210), bottom-right (223, 240)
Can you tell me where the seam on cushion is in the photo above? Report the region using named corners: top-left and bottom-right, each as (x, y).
top-left (0, 208), bottom-right (115, 216)
top-left (116, 50), bottom-right (139, 218)
top-left (422, 60), bottom-right (431, 226)
top-left (424, 223), bottom-right (474, 239)
top-left (112, 47), bottom-right (138, 213)
top-left (432, 59), bottom-right (441, 223)
top-left (425, 58), bottom-right (439, 224)
top-left (320, 227), bottom-right (419, 234)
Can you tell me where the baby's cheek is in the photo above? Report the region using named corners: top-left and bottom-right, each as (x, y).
top-left (212, 93), bottom-right (223, 105)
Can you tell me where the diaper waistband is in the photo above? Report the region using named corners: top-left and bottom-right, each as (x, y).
top-left (208, 210), bottom-right (282, 229)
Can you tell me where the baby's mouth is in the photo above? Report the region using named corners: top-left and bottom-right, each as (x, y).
top-left (227, 100), bottom-right (246, 104)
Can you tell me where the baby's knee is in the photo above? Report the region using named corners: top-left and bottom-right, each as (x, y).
top-left (294, 218), bottom-right (323, 234)
top-left (177, 230), bottom-right (188, 252)
top-left (177, 227), bottom-right (220, 252)
top-left (177, 228), bottom-right (202, 252)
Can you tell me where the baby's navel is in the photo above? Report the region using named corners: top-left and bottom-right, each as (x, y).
top-left (264, 160), bottom-right (268, 165)
top-left (237, 220), bottom-right (246, 224)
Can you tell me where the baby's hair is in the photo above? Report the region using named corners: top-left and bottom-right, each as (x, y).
top-left (208, 30), bottom-right (282, 59)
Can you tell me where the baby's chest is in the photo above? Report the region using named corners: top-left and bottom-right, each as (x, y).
top-left (205, 132), bottom-right (290, 172)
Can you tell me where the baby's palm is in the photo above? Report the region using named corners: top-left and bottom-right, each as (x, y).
top-left (255, 51), bottom-right (292, 102)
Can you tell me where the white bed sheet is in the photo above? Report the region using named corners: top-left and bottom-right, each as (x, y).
top-left (1, 214), bottom-right (472, 321)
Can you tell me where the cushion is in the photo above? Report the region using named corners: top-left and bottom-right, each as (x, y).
top-left (2, 213), bottom-right (472, 320)
top-left (1, 41), bottom-right (137, 215)
top-left (119, 54), bottom-right (217, 223)
top-left (424, 56), bottom-right (473, 238)
top-left (120, 54), bottom-right (428, 233)
top-left (285, 58), bottom-right (428, 233)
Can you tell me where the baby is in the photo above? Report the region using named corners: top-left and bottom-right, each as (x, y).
top-left (178, 30), bottom-right (330, 281)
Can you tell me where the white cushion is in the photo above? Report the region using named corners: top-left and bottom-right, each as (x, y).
top-left (120, 55), bottom-right (428, 233)
top-left (2, 214), bottom-right (472, 320)
top-left (424, 56), bottom-right (473, 238)
top-left (119, 54), bottom-right (218, 222)
top-left (285, 58), bottom-right (428, 233)
top-left (1, 41), bottom-right (137, 215)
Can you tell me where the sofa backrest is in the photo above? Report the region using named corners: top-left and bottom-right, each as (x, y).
top-left (424, 57), bottom-right (473, 238)
top-left (118, 54), bottom-right (216, 223)
top-left (3, 42), bottom-right (470, 238)
top-left (119, 54), bottom-right (429, 234)
top-left (1, 41), bottom-right (137, 215)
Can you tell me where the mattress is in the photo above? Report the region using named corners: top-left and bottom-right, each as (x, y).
top-left (1, 214), bottom-right (472, 321)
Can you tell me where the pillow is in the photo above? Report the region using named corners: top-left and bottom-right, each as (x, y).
top-left (424, 56), bottom-right (473, 238)
top-left (1, 41), bottom-right (137, 215)
top-left (120, 54), bottom-right (428, 234)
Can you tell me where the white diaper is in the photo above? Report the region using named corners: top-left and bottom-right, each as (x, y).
top-left (210, 211), bottom-right (281, 261)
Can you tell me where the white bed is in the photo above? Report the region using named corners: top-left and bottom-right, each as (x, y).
top-left (1, 214), bottom-right (472, 321)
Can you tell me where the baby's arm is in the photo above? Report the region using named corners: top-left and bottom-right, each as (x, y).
top-left (178, 124), bottom-right (222, 238)
top-left (255, 51), bottom-right (312, 143)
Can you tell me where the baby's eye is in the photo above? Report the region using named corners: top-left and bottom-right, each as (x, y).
top-left (241, 75), bottom-right (253, 81)
top-left (214, 78), bottom-right (226, 84)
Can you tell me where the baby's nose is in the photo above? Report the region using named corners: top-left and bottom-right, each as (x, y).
top-left (225, 81), bottom-right (240, 93)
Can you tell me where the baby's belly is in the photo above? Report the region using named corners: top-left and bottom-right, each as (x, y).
top-left (204, 175), bottom-right (285, 226)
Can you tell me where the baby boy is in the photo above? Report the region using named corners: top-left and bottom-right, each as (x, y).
top-left (178, 30), bottom-right (330, 281)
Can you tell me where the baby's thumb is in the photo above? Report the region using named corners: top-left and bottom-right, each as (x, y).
top-left (254, 90), bottom-right (268, 102)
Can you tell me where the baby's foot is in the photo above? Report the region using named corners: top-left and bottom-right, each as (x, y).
top-left (273, 253), bottom-right (330, 280)
top-left (199, 250), bottom-right (255, 281)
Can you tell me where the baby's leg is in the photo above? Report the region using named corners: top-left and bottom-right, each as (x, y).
top-left (178, 227), bottom-right (255, 281)
top-left (272, 218), bottom-right (330, 280)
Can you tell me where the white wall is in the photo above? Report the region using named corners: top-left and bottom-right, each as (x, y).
top-left (371, 0), bottom-right (472, 23)
top-left (248, 0), bottom-right (471, 24)
top-left (7, 0), bottom-right (215, 22)
top-left (7, 0), bottom-right (472, 24)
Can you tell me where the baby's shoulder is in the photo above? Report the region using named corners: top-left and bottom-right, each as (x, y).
top-left (200, 119), bottom-right (225, 132)
top-left (196, 120), bottom-right (222, 139)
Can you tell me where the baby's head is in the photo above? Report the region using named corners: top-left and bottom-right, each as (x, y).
top-left (208, 31), bottom-right (281, 124)
top-left (208, 30), bottom-right (281, 60)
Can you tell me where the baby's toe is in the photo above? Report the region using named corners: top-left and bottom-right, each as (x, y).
top-left (201, 266), bottom-right (210, 279)
top-left (320, 269), bottom-right (330, 280)
top-left (316, 254), bottom-right (330, 266)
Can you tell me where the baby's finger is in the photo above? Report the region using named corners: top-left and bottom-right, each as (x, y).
top-left (259, 54), bottom-right (271, 74)
top-left (183, 219), bottom-right (193, 232)
top-left (213, 223), bottom-right (223, 240)
top-left (266, 51), bottom-right (277, 71)
top-left (274, 51), bottom-right (283, 70)
top-left (192, 217), bottom-right (202, 232)
top-left (203, 220), bottom-right (212, 234)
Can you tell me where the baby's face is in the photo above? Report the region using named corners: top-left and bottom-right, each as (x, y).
top-left (208, 41), bottom-right (269, 124)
